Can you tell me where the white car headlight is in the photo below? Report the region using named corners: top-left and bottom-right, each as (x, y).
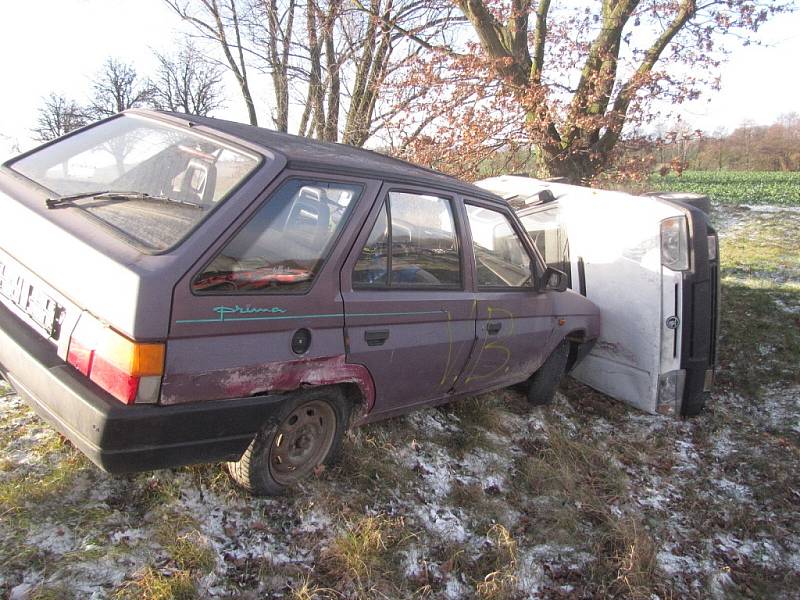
top-left (661, 216), bottom-right (689, 271)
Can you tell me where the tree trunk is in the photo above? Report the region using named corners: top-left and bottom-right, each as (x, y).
top-left (538, 146), bottom-right (601, 184)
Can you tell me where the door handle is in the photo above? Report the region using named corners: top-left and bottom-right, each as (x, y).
top-left (364, 329), bottom-right (390, 346)
top-left (487, 321), bottom-right (502, 335)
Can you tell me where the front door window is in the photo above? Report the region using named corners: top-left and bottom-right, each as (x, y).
top-left (465, 204), bottom-right (532, 288)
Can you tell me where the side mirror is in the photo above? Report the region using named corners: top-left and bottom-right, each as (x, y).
top-left (536, 266), bottom-right (568, 293)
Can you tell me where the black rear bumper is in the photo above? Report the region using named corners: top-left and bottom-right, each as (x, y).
top-left (0, 301), bottom-right (283, 474)
top-left (673, 204), bottom-right (719, 417)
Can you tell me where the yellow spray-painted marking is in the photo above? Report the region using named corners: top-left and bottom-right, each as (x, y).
top-left (465, 305), bottom-right (516, 383)
top-left (439, 310), bottom-right (454, 386)
top-left (449, 300), bottom-right (478, 387)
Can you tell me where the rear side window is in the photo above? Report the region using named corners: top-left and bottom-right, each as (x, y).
top-left (353, 191), bottom-right (461, 288)
top-left (465, 204), bottom-right (532, 288)
top-left (194, 179), bottom-right (361, 294)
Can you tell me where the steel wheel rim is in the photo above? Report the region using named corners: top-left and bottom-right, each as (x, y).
top-left (268, 399), bottom-right (337, 485)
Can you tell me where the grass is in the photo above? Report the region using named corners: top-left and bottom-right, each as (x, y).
top-left (596, 517), bottom-right (659, 599)
top-left (720, 209), bottom-right (800, 278)
top-left (1, 203), bottom-right (799, 598)
top-left (0, 452), bottom-right (87, 516)
top-left (715, 207), bottom-right (800, 396)
top-left (288, 577), bottom-right (339, 600)
top-left (321, 514), bottom-right (404, 590)
top-left (113, 567), bottom-right (197, 600)
top-left (27, 585), bottom-right (73, 600)
top-left (649, 170), bottom-right (800, 206)
top-left (475, 524), bottom-right (518, 599)
top-left (165, 532), bottom-right (215, 574)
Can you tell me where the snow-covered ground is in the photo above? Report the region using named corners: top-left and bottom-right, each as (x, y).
top-left (0, 203), bottom-right (798, 599)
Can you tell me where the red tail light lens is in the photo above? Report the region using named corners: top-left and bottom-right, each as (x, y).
top-left (67, 316), bottom-right (164, 404)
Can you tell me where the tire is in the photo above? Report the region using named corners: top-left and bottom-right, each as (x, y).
top-left (227, 388), bottom-right (350, 495)
top-left (526, 341), bottom-right (570, 406)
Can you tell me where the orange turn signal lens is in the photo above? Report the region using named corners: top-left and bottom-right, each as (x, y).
top-left (100, 333), bottom-right (165, 377)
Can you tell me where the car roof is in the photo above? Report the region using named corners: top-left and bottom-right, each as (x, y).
top-left (143, 110), bottom-right (504, 204)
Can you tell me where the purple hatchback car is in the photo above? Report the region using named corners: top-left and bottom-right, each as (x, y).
top-left (0, 110), bottom-right (599, 494)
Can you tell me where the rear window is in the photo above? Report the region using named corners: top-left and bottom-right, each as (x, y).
top-left (9, 115), bottom-right (261, 251)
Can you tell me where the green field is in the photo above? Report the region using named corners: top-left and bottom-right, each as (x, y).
top-left (649, 170), bottom-right (800, 206)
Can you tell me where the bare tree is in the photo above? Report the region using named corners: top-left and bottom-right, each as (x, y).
top-left (246, 0), bottom-right (297, 132)
top-left (32, 94), bottom-right (89, 142)
top-left (0, 133), bottom-right (21, 157)
top-left (164, 0), bottom-right (259, 125)
top-left (166, 0), bottom-right (459, 145)
top-left (342, 0), bottom-right (395, 146)
top-left (152, 41), bottom-right (226, 116)
top-left (88, 58), bottom-right (154, 119)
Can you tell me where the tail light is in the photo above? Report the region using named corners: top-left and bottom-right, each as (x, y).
top-left (67, 314), bottom-right (164, 405)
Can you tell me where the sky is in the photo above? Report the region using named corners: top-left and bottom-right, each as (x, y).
top-left (1, 0), bottom-right (799, 160)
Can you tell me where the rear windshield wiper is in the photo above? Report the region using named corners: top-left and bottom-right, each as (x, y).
top-left (46, 190), bottom-right (201, 210)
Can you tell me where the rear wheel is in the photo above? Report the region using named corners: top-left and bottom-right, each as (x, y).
top-left (526, 341), bottom-right (570, 406)
top-left (227, 389), bottom-right (349, 495)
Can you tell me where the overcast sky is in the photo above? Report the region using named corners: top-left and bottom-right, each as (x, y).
top-left (1, 0), bottom-right (798, 160)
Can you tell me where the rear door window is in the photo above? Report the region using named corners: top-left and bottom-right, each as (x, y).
top-left (353, 191), bottom-right (461, 288)
top-left (193, 178), bottom-right (361, 294)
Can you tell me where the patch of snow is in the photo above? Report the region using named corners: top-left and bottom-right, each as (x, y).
top-left (712, 478), bottom-right (752, 500)
top-left (715, 534), bottom-right (784, 566)
top-left (742, 204), bottom-right (800, 214)
top-left (403, 545), bottom-right (424, 578)
top-left (406, 409), bottom-right (461, 435)
top-left (8, 583), bottom-right (34, 600)
top-left (758, 385), bottom-right (800, 434)
top-left (711, 430), bottom-right (736, 459)
top-left (415, 505), bottom-right (469, 544)
top-left (459, 447), bottom-right (512, 487)
top-left (787, 549), bottom-right (800, 571)
top-left (58, 558), bottom-right (132, 598)
top-left (481, 474), bottom-right (506, 493)
top-left (707, 567), bottom-right (735, 600)
top-left (657, 545), bottom-right (702, 576)
top-left (399, 443), bottom-right (455, 498)
top-left (673, 439), bottom-right (700, 473)
top-left (26, 523), bottom-right (77, 555)
top-left (172, 477), bottom-right (300, 570)
top-left (757, 343), bottom-right (775, 356)
top-left (515, 548), bottom-right (544, 596)
top-left (636, 486), bottom-right (672, 511)
top-left (444, 574), bottom-right (471, 599)
top-left (110, 528), bottom-right (149, 545)
top-left (773, 297), bottom-right (800, 315)
top-left (298, 507), bottom-right (332, 533)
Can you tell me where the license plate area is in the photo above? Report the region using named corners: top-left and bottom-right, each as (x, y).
top-left (0, 259), bottom-right (63, 339)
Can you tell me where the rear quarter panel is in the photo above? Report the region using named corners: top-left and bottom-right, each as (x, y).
top-left (162, 170), bottom-right (382, 406)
